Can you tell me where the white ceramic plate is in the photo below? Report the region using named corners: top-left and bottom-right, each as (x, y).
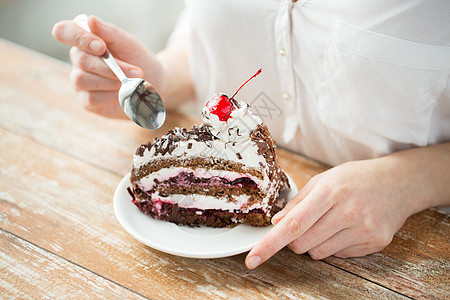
top-left (113, 172), bottom-right (298, 258)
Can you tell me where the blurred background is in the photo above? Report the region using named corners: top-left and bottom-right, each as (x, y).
top-left (0, 0), bottom-right (184, 62)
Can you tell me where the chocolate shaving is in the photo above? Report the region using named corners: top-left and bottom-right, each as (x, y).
top-left (135, 141), bottom-right (152, 156)
top-left (127, 187), bottom-right (135, 200)
top-left (159, 191), bottom-right (169, 197)
top-left (249, 124), bottom-right (289, 190)
top-left (137, 125), bottom-right (218, 157)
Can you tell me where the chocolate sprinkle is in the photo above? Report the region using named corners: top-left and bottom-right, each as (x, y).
top-left (135, 141), bottom-right (152, 156)
top-left (137, 125), bottom-right (217, 157)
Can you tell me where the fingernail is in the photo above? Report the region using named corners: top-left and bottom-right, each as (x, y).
top-left (271, 211), bottom-right (284, 224)
top-left (273, 211), bottom-right (283, 219)
top-left (90, 40), bottom-right (103, 52)
top-left (246, 256), bottom-right (261, 269)
top-left (271, 217), bottom-right (281, 225)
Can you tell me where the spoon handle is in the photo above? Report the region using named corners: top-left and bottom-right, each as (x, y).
top-left (73, 14), bottom-right (127, 82)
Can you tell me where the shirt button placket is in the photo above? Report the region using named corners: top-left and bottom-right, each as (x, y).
top-left (276, 0), bottom-right (297, 142)
top-left (280, 1), bottom-right (295, 103)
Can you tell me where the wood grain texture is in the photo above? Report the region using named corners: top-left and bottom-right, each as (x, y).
top-left (1, 38), bottom-right (449, 299)
top-left (0, 128), bottom-right (405, 299)
top-left (0, 229), bottom-right (146, 299)
top-left (325, 209), bottom-right (450, 299)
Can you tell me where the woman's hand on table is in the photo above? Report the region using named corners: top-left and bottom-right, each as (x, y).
top-left (245, 143), bottom-right (450, 269)
top-left (52, 15), bottom-right (164, 118)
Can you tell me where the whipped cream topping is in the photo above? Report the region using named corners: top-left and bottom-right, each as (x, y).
top-left (133, 138), bottom-right (265, 170)
top-left (201, 96), bottom-right (262, 143)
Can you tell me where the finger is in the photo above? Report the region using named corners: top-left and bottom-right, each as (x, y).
top-left (271, 189), bottom-right (307, 225)
top-left (77, 91), bottom-right (128, 119)
top-left (77, 90), bottom-right (119, 108)
top-left (308, 216), bottom-right (395, 260)
top-left (70, 47), bottom-right (114, 79)
top-left (70, 47), bottom-right (144, 80)
top-left (272, 173), bottom-right (323, 225)
top-left (70, 69), bottom-right (121, 91)
top-left (333, 227), bottom-right (393, 258)
top-left (246, 185), bottom-right (333, 269)
top-left (333, 243), bottom-right (384, 259)
top-left (85, 103), bottom-right (128, 119)
top-left (52, 20), bottom-right (106, 55)
top-left (87, 16), bottom-right (145, 61)
top-left (287, 207), bottom-right (345, 255)
top-left (307, 229), bottom-right (359, 260)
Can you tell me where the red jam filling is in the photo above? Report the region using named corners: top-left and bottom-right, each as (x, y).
top-left (153, 171), bottom-right (259, 190)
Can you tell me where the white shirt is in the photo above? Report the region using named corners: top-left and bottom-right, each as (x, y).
top-left (175, 0), bottom-right (450, 166)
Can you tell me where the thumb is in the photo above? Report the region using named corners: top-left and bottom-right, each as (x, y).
top-left (87, 15), bottom-right (149, 65)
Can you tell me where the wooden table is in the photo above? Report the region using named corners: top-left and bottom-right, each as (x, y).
top-left (0, 38), bottom-right (449, 299)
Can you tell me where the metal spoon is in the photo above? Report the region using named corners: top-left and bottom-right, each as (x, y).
top-left (74, 14), bottom-right (166, 130)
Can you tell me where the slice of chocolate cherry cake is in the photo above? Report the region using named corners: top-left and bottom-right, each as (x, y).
top-left (128, 70), bottom-right (290, 227)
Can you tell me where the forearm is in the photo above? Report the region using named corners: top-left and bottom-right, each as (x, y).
top-left (379, 142), bottom-right (450, 214)
top-left (156, 36), bottom-right (196, 110)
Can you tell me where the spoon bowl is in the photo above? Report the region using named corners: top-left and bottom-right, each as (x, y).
top-left (120, 79), bottom-right (166, 129)
top-left (74, 14), bottom-right (166, 130)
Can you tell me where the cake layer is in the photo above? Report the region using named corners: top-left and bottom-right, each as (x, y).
top-left (132, 156), bottom-right (264, 183)
top-left (133, 167), bottom-right (272, 211)
top-left (153, 186), bottom-right (261, 204)
top-left (132, 161), bottom-right (286, 214)
top-left (150, 192), bottom-right (263, 212)
top-left (130, 196), bottom-right (277, 227)
top-left (137, 167), bottom-right (265, 190)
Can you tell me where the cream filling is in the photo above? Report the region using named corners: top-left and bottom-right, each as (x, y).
top-left (152, 192), bottom-right (266, 212)
top-left (137, 167), bottom-right (267, 191)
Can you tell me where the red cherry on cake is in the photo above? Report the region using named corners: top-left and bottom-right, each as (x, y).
top-left (206, 68), bottom-right (262, 122)
top-left (206, 94), bottom-right (234, 121)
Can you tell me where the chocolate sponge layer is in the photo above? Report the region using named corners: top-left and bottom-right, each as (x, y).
top-left (131, 156), bottom-right (264, 183)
